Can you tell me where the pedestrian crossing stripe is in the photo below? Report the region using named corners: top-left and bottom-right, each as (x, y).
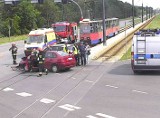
top-left (58, 104), bottom-right (81, 111)
top-left (86, 113), bottom-right (116, 118)
top-left (16, 92), bottom-right (32, 97)
top-left (3, 87), bottom-right (14, 92)
top-left (40, 98), bottom-right (55, 104)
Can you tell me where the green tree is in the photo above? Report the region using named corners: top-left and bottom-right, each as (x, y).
top-left (35, 0), bottom-right (61, 27)
top-left (15, 0), bottom-right (40, 34)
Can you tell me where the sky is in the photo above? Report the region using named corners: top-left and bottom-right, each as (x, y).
top-left (119, 0), bottom-right (160, 9)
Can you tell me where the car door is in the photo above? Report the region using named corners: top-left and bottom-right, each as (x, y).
top-left (44, 52), bottom-right (58, 69)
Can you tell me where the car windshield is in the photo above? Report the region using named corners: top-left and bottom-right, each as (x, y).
top-left (80, 23), bottom-right (91, 34)
top-left (27, 35), bottom-right (44, 43)
top-left (57, 51), bottom-right (69, 56)
top-left (54, 25), bottom-right (66, 32)
top-left (67, 45), bottom-right (74, 51)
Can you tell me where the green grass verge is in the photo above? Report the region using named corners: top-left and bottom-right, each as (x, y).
top-left (0, 35), bottom-right (27, 44)
top-left (121, 15), bottom-right (160, 60)
top-left (120, 47), bottom-right (131, 60)
top-left (144, 15), bottom-right (160, 29)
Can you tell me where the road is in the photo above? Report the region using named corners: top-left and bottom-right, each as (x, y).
top-left (0, 41), bottom-right (160, 118)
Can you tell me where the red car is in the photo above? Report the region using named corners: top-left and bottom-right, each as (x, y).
top-left (44, 51), bottom-right (76, 72)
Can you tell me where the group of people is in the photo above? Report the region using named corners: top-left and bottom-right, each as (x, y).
top-left (9, 41), bottom-right (91, 76)
top-left (9, 43), bottom-right (46, 77)
top-left (69, 41), bottom-right (91, 66)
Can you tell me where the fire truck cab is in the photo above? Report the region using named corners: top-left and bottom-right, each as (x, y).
top-left (52, 21), bottom-right (78, 43)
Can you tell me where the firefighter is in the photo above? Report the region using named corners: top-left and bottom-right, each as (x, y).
top-left (29, 48), bottom-right (39, 71)
top-left (37, 49), bottom-right (45, 77)
top-left (9, 42), bottom-right (18, 64)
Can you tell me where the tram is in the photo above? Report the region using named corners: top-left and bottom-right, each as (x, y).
top-left (79, 18), bottom-right (119, 45)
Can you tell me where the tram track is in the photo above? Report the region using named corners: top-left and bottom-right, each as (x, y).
top-left (10, 58), bottom-right (108, 118)
top-left (99, 17), bottom-right (154, 61)
top-left (0, 17), bottom-right (155, 118)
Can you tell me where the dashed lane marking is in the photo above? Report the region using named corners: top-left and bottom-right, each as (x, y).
top-left (132, 90), bottom-right (148, 94)
top-left (16, 92), bottom-right (32, 97)
top-left (85, 80), bottom-right (94, 83)
top-left (105, 85), bottom-right (118, 89)
top-left (40, 98), bottom-right (55, 104)
top-left (58, 104), bottom-right (81, 111)
top-left (3, 87), bottom-right (14, 92)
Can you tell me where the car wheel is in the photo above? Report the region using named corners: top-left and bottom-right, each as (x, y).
top-left (51, 65), bottom-right (58, 73)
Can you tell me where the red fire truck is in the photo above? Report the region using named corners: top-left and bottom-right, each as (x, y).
top-left (52, 21), bottom-right (78, 43)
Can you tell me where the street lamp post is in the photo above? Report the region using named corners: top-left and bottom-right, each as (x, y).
top-left (102, 0), bottom-right (106, 46)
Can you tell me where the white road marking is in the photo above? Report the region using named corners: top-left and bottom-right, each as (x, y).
top-left (96, 113), bottom-right (117, 118)
top-left (86, 115), bottom-right (98, 118)
top-left (85, 80), bottom-right (94, 83)
top-left (105, 85), bottom-right (118, 89)
top-left (132, 90), bottom-right (148, 94)
top-left (40, 98), bottom-right (55, 104)
top-left (71, 77), bottom-right (76, 80)
top-left (56, 73), bottom-right (61, 75)
top-left (16, 92), bottom-right (32, 97)
top-left (3, 87), bottom-right (14, 91)
top-left (58, 104), bottom-right (81, 111)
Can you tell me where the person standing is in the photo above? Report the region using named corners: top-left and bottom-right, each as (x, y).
top-left (9, 42), bottom-right (18, 64)
top-left (85, 42), bottom-right (91, 64)
top-left (73, 43), bottom-right (80, 66)
top-left (79, 42), bottom-right (86, 66)
top-left (37, 49), bottom-right (45, 77)
top-left (29, 48), bottom-right (39, 71)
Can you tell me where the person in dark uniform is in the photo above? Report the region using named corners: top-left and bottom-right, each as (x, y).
top-left (79, 42), bottom-right (86, 66)
top-left (29, 48), bottom-right (39, 71)
top-left (9, 42), bottom-right (18, 64)
top-left (37, 49), bottom-right (45, 77)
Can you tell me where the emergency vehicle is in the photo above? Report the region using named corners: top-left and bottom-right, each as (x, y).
top-left (52, 21), bottom-right (78, 43)
top-left (131, 29), bottom-right (160, 73)
top-left (24, 28), bottom-right (57, 56)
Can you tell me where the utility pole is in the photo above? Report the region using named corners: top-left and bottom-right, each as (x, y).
top-left (102, 0), bottom-right (106, 46)
top-left (132, 0), bottom-right (135, 28)
top-left (142, 2), bottom-right (143, 22)
top-left (146, 6), bottom-right (148, 20)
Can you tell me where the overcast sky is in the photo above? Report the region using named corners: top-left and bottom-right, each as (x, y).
top-left (119, 0), bottom-right (160, 9)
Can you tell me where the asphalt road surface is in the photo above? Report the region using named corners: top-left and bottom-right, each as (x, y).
top-left (0, 41), bottom-right (160, 118)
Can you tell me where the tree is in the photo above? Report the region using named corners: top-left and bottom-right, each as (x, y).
top-left (35, 0), bottom-right (61, 27)
top-left (15, 0), bottom-right (40, 34)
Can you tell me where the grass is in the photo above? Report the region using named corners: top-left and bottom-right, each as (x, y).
top-left (120, 15), bottom-right (160, 60)
top-left (120, 47), bottom-right (131, 60)
top-left (0, 35), bottom-right (27, 44)
top-left (144, 15), bottom-right (160, 29)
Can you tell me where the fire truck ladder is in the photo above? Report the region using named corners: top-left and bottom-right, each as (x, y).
top-left (136, 33), bottom-right (147, 64)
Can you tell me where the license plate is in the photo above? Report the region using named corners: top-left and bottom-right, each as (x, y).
top-left (68, 58), bottom-right (73, 60)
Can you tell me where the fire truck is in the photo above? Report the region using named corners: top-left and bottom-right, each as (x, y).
top-left (52, 21), bottom-right (78, 43)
